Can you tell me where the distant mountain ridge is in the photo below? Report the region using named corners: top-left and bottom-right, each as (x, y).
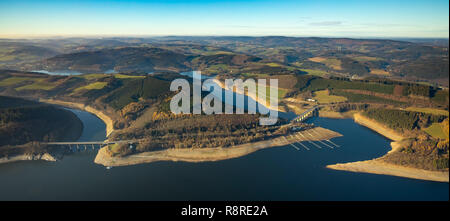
top-left (0, 36), bottom-right (448, 85)
top-left (39, 47), bottom-right (190, 73)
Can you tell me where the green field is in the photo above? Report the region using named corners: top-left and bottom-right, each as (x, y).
top-left (0, 77), bottom-right (32, 86)
top-left (15, 81), bottom-right (56, 91)
top-left (301, 69), bottom-right (328, 77)
top-left (264, 62), bottom-right (282, 67)
top-left (313, 90), bottom-right (347, 104)
top-left (74, 82), bottom-right (108, 92)
top-left (77, 73), bottom-right (146, 79)
top-left (114, 74), bottom-right (145, 79)
top-left (0, 55), bottom-right (16, 61)
top-left (202, 51), bottom-right (234, 55)
top-left (253, 85), bottom-right (288, 104)
top-left (424, 123), bottom-right (449, 139)
top-left (77, 73), bottom-right (108, 79)
top-left (0, 77), bottom-right (57, 91)
top-left (241, 73), bottom-right (270, 78)
top-left (352, 56), bottom-right (382, 62)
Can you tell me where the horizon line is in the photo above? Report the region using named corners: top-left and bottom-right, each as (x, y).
top-left (0, 34), bottom-right (448, 40)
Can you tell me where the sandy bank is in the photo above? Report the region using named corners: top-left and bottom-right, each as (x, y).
top-left (326, 112), bottom-right (449, 183)
top-left (94, 127), bottom-right (342, 167)
top-left (327, 158), bottom-right (449, 183)
top-left (0, 152), bottom-right (58, 164)
top-left (353, 112), bottom-right (405, 141)
top-left (212, 78), bottom-right (280, 112)
top-left (319, 111), bottom-right (350, 119)
top-left (38, 98), bottom-right (114, 137)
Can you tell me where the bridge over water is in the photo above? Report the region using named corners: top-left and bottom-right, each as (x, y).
top-left (44, 106), bottom-right (320, 152)
top-left (45, 140), bottom-right (137, 152)
top-left (292, 106), bottom-right (319, 123)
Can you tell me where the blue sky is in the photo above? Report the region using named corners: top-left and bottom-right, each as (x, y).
top-left (0, 0), bottom-right (448, 38)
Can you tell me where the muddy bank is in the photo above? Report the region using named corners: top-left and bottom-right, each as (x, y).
top-left (94, 127), bottom-right (342, 166)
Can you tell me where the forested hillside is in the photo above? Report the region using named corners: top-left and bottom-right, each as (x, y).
top-left (1, 36), bottom-right (448, 85)
top-left (0, 96), bottom-right (83, 157)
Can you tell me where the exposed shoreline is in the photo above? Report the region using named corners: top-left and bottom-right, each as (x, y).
top-left (327, 158), bottom-right (449, 183)
top-left (318, 110), bottom-right (355, 119)
top-left (3, 95), bottom-right (448, 182)
top-left (37, 98), bottom-right (114, 137)
top-left (0, 98), bottom-right (113, 165)
top-left (326, 111), bottom-right (449, 183)
top-left (94, 127), bottom-right (342, 166)
top-left (352, 112), bottom-right (405, 141)
top-left (0, 153), bottom-right (58, 164)
top-left (212, 78), bottom-right (280, 112)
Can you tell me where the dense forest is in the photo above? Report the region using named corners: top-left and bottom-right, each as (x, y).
top-left (295, 75), bottom-right (446, 98)
top-left (109, 114), bottom-right (288, 156)
top-left (294, 75), bottom-right (449, 107)
top-left (383, 136), bottom-right (449, 170)
top-left (362, 108), bottom-right (449, 170)
top-left (102, 76), bottom-right (173, 110)
top-left (362, 108), bottom-right (446, 131)
top-left (0, 96), bottom-right (83, 158)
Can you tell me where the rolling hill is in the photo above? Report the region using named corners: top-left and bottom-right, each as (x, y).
top-left (37, 47), bottom-right (190, 73)
top-left (0, 36), bottom-right (448, 85)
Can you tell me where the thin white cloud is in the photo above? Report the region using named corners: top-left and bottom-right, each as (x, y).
top-left (309, 21), bottom-right (342, 26)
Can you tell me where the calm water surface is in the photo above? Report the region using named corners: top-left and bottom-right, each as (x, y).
top-left (0, 108), bottom-right (447, 200)
top-left (31, 70), bottom-right (83, 76)
top-left (2, 71), bottom-right (444, 200)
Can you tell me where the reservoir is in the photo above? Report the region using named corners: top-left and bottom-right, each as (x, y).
top-left (0, 108), bottom-right (447, 200)
top-left (31, 70), bottom-right (83, 76)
